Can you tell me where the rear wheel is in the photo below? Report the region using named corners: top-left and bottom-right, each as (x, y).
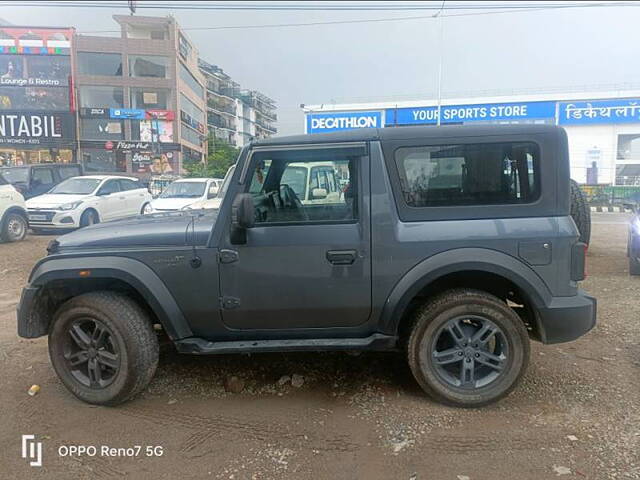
top-left (407, 289), bottom-right (530, 407)
top-left (48, 292), bottom-right (159, 405)
top-left (570, 179), bottom-right (591, 245)
top-left (1, 212), bottom-right (27, 242)
top-left (79, 209), bottom-right (99, 228)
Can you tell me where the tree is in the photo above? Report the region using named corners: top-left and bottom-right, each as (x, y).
top-left (185, 136), bottom-right (240, 178)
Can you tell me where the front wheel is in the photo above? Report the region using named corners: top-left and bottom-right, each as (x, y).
top-left (407, 289), bottom-right (530, 407)
top-left (48, 292), bottom-right (159, 405)
top-left (141, 202), bottom-right (153, 215)
top-left (79, 209), bottom-right (99, 228)
top-left (1, 212), bottom-right (27, 242)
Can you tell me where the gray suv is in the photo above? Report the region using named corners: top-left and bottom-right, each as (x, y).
top-left (17, 125), bottom-right (596, 407)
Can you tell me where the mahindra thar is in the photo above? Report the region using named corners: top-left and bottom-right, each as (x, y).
top-left (17, 125), bottom-right (596, 407)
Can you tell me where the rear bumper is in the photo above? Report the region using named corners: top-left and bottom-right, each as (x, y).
top-left (536, 289), bottom-right (596, 344)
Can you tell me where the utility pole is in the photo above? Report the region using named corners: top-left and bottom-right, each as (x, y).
top-left (435, 2), bottom-right (445, 126)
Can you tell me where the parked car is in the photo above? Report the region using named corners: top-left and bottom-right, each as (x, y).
top-left (26, 175), bottom-right (152, 232)
top-left (184, 166), bottom-right (235, 210)
top-left (0, 173), bottom-right (28, 242)
top-left (147, 178), bottom-right (222, 213)
top-left (0, 163), bottom-right (83, 199)
top-left (17, 125), bottom-right (596, 407)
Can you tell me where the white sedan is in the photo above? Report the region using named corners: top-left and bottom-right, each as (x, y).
top-left (147, 178), bottom-right (222, 213)
top-left (26, 175), bottom-right (152, 231)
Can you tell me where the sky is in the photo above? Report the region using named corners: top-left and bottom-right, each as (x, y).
top-left (2, 1), bottom-right (640, 135)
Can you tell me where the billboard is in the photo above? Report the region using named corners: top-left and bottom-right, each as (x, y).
top-left (385, 101), bottom-right (557, 126)
top-left (0, 27), bottom-right (72, 55)
top-left (0, 111), bottom-right (75, 145)
top-left (559, 99), bottom-right (640, 125)
top-left (306, 111), bottom-right (383, 133)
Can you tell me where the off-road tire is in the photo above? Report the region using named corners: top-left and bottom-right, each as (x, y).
top-left (49, 291), bottom-right (159, 406)
top-left (570, 179), bottom-right (591, 245)
top-left (407, 289), bottom-right (530, 408)
top-left (0, 212), bottom-right (27, 242)
top-left (79, 209), bottom-right (99, 228)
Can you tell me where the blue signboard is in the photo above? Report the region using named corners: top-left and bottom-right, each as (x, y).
top-left (559, 99), bottom-right (640, 125)
top-left (306, 111), bottom-right (383, 133)
top-left (385, 101), bottom-right (556, 126)
top-left (109, 108), bottom-right (145, 120)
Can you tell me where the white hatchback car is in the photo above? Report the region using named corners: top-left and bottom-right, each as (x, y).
top-left (26, 175), bottom-right (152, 231)
top-left (0, 173), bottom-right (28, 242)
top-left (148, 178), bottom-right (222, 213)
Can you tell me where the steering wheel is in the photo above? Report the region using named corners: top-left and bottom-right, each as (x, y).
top-left (280, 184), bottom-right (308, 221)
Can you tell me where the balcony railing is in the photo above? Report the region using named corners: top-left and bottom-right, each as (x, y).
top-left (255, 108), bottom-right (277, 122)
top-left (208, 115), bottom-right (236, 130)
top-left (255, 118), bottom-right (277, 133)
top-left (207, 99), bottom-right (236, 115)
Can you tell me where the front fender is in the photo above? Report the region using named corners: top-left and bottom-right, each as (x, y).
top-left (380, 247), bottom-right (553, 334)
top-left (21, 255), bottom-right (192, 340)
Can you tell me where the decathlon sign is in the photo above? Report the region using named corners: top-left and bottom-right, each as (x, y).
top-left (306, 111), bottom-right (383, 133)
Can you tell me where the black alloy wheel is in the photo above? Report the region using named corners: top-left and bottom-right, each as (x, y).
top-left (431, 315), bottom-right (508, 389)
top-left (64, 318), bottom-right (121, 388)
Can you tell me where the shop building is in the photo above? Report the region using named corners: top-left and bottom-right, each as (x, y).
top-left (0, 25), bottom-right (76, 167)
top-left (303, 88), bottom-right (640, 185)
top-left (73, 15), bottom-right (207, 176)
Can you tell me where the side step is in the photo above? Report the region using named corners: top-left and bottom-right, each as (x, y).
top-left (174, 333), bottom-right (397, 355)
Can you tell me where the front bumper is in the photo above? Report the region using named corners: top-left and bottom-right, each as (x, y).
top-left (536, 289), bottom-right (597, 344)
top-left (27, 209), bottom-right (80, 229)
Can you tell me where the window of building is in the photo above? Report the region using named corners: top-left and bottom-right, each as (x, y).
top-left (80, 118), bottom-right (124, 140)
top-left (126, 26), bottom-right (168, 40)
top-left (25, 56), bottom-right (71, 82)
top-left (77, 52), bottom-right (122, 76)
top-left (181, 123), bottom-right (202, 145)
top-left (78, 86), bottom-right (124, 108)
top-left (128, 54), bottom-right (169, 78)
top-left (82, 149), bottom-right (125, 172)
top-left (394, 142), bottom-right (539, 207)
top-left (180, 93), bottom-right (204, 123)
top-left (0, 86), bottom-right (69, 110)
top-left (179, 62), bottom-right (204, 97)
top-left (130, 87), bottom-right (169, 109)
top-left (245, 148), bottom-right (360, 224)
top-left (183, 145), bottom-right (202, 166)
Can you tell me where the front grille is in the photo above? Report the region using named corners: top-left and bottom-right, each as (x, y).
top-left (27, 210), bottom-right (57, 224)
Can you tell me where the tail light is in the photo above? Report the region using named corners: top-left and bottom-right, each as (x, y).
top-left (571, 242), bottom-right (587, 281)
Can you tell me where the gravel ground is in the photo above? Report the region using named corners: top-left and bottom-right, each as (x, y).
top-left (0, 214), bottom-right (638, 479)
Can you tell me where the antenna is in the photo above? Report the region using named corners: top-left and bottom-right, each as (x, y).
top-left (128, 0), bottom-right (136, 15)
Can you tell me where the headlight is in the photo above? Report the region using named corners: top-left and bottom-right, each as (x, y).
top-left (58, 201), bottom-right (83, 211)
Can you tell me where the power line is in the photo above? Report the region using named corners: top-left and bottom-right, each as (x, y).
top-left (61, 1), bottom-right (638, 34)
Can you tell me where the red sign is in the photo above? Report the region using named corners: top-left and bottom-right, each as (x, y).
top-left (104, 141), bottom-right (114, 150)
top-left (145, 109), bottom-right (175, 121)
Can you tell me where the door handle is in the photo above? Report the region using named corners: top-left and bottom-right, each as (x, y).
top-left (326, 249), bottom-right (357, 265)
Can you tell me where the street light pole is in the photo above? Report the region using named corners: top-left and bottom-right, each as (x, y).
top-left (436, 3), bottom-right (445, 126)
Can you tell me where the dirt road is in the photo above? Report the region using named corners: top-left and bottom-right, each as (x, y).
top-left (1, 215), bottom-right (638, 479)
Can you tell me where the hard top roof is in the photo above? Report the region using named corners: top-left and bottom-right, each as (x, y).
top-left (251, 124), bottom-right (562, 147)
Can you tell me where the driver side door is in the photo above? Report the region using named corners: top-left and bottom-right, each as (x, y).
top-left (218, 144), bottom-right (372, 331)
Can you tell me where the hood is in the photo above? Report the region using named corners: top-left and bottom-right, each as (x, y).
top-left (27, 194), bottom-right (88, 209)
top-left (54, 211), bottom-right (217, 250)
top-left (150, 197), bottom-right (198, 211)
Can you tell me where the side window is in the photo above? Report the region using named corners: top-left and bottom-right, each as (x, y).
top-left (58, 166), bottom-right (81, 180)
top-left (395, 142), bottom-right (540, 207)
top-left (97, 179), bottom-right (120, 195)
top-left (31, 168), bottom-right (54, 186)
top-left (119, 179), bottom-right (139, 191)
top-left (245, 148), bottom-right (362, 224)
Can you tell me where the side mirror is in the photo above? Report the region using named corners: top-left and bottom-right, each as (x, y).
top-left (311, 187), bottom-right (328, 200)
top-left (230, 193), bottom-right (254, 245)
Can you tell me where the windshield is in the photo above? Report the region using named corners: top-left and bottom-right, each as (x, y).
top-left (50, 178), bottom-right (101, 195)
top-left (160, 181), bottom-right (206, 199)
top-left (217, 164), bottom-right (236, 199)
top-left (281, 166), bottom-right (308, 198)
top-left (0, 167), bottom-right (29, 184)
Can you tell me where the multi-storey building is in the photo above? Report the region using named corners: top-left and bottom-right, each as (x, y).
top-left (0, 25), bottom-right (76, 168)
top-left (199, 60), bottom-right (277, 148)
top-left (73, 15), bottom-right (207, 176)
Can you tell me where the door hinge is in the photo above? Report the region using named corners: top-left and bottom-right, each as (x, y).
top-left (219, 249), bottom-right (239, 264)
top-left (220, 296), bottom-right (240, 309)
